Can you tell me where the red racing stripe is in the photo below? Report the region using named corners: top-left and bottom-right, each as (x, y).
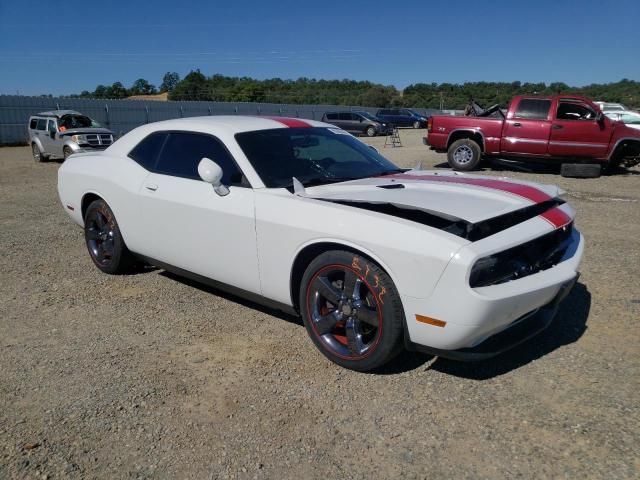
top-left (387, 173), bottom-right (552, 203)
top-left (263, 116), bottom-right (312, 128)
top-left (540, 206), bottom-right (572, 228)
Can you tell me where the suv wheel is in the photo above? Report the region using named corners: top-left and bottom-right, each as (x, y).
top-left (32, 143), bottom-right (45, 162)
top-left (63, 146), bottom-right (73, 160)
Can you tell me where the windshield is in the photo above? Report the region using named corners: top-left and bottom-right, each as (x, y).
top-left (620, 113), bottom-right (640, 125)
top-left (235, 127), bottom-right (403, 188)
top-left (358, 112), bottom-right (380, 121)
top-left (59, 114), bottom-right (101, 130)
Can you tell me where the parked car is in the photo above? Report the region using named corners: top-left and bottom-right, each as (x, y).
top-left (58, 115), bottom-right (583, 371)
top-left (28, 110), bottom-right (115, 162)
top-left (594, 101), bottom-right (628, 112)
top-left (376, 108), bottom-right (428, 128)
top-left (425, 95), bottom-right (640, 177)
top-left (605, 110), bottom-right (640, 131)
top-left (321, 111), bottom-right (391, 137)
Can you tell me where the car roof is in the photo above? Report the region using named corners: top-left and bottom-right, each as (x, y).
top-left (106, 116), bottom-right (333, 156)
top-left (34, 110), bottom-right (83, 118)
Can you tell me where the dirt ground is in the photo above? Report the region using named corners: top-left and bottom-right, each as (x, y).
top-left (1, 129), bottom-right (639, 479)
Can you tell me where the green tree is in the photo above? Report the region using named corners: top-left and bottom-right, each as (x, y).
top-left (160, 72), bottom-right (180, 93)
top-left (169, 70), bottom-right (207, 100)
top-left (129, 78), bottom-right (157, 96)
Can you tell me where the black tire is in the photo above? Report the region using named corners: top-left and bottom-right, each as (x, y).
top-left (413, 120), bottom-right (421, 129)
top-left (84, 199), bottom-right (135, 274)
top-left (63, 146), bottom-right (73, 160)
top-left (447, 138), bottom-right (482, 171)
top-left (560, 163), bottom-right (602, 178)
top-left (299, 250), bottom-right (404, 371)
top-left (32, 143), bottom-right (45, 162)
top-left (365, 126), bottom-right (376, 137)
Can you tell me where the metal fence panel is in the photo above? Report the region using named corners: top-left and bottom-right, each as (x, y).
top-left (0, 95), bottom-right (447, 145)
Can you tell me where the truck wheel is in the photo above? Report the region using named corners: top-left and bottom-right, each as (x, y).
top-left (560, 163), bottom-right (601, 178)
top-left (447, 139), bottom-right (481, 171)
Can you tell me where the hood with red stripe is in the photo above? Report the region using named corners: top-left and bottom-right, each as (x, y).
top-left (301, 170), bottom-right (571, 231)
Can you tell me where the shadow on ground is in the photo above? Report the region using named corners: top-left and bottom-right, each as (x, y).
top-left (158, 270), bottom-right (590, 380)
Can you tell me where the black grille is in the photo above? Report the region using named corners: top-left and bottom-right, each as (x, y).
top-left (470, 223), bottom-right (574, 287)
top-left (85, 134), bottom-right (112, 147)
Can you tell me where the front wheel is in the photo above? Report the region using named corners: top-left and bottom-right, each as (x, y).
top-left (447, 138), bottom-right (482, 171)
top-left (365, 126), bottom-right (376, 137)
top-left (32, 143), bottom-right (45, 162)
top-left (300, 250), bottom-right (404, 371)
top-left (63, 146), bottom-right (73, 160)
top-left (413, 120), bottom-right (421, 129)
top-left (84, 199), bottom-right (135, 274)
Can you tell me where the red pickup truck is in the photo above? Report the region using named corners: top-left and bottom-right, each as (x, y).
top-left (425, 95), bottom-right (640, 177)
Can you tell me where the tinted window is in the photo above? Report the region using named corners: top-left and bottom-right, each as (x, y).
top-left (155, 132), bottom-right (243, 185)
top-left (47, 120), bottom-right (57, 133)
top-left (29, 119), bottom-right (37, 129)
top-left (379, 110), bottom-right (391, 115)
top-left (36, 119), bottom-right (46, 130)
top-left (325, 113), bottom-right (338, 120)
top-left (557, 102), bottom-right (596, 121)
top-left (128, 131), bottom-right (168, 170)
top-left (338, 113), bottom-right (352, 121)
top-left (514, 99), bottom-right (552, 120)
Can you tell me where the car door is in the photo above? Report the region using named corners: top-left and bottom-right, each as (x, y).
top-left (337, 113), bottom-right (355, 132)
top-left (548, 99), bottom-right (612, 158)
top-left (137, 131), bottom-right (261, 294)
top-left (39, 119), bottom-right (58, 156)
top-left (501, 98), bottom-right (552, 155)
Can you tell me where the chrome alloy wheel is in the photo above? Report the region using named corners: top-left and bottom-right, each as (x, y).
top-left (307, 265), bottom-right (382, 359)
top-left (453, 144), bottom-right (474, 165)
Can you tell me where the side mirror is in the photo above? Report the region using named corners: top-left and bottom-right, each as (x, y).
top-left (368, 145), bottom-right (379, 154)
top-left (359, 117), bottom-right (363, 122)
top-left (596, 110), bottom-right (605, 124)
top-left (198, 157), bottom-right (229, 196)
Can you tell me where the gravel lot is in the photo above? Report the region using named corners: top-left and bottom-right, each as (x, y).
top-left (1, 129), bottom-right (639, 479)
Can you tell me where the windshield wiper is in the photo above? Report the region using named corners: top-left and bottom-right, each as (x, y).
top-left (377, 168), bottom-right (407, 177)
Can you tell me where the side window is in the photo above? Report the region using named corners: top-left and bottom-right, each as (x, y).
top-left (379, 110), bottom-right (390, 115)
top-left (155, 132), bottom-right (244, 186)
top-left (514, 99), bottom-right (552, 120)
top-left (47, 120), bottom-right (57, 134)
top-left (556, 102), bottom-right (596, 121)
top-left (36, 119), bottom-right (47, 130)
top-left (29, 119), bottom-right (37, 129)
top-left (326, 113), bottom-right (337, 120)
top-left (338, 113), bottom-right (351, 121)
top-left (128, 131), bottom-right (168, 170)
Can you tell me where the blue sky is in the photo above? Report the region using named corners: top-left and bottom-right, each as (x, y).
top-left (0, 0), bottom-right (638, 96)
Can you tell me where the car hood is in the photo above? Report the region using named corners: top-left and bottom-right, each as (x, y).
top-left (300, 170), bottom-right (562, 224)
top-left (59, 128), bottom-right (114, 136)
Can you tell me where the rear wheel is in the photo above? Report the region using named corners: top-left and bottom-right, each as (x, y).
top-left (447, 138), bottom-right (482, 171)
top-left (84, 199), bottom-right (135, 274)
top-left (300, 250), bottom-right (404, 371)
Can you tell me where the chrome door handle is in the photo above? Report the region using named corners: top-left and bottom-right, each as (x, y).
top-left (145, 184), bottom-right (158, 191)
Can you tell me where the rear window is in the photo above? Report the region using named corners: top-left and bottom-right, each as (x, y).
top-left (514, 99), bottom-right (552, 120)
top-left (29, 119), bottom-right (37, 129)
top-left (128, 131), bottom-right (168, 170)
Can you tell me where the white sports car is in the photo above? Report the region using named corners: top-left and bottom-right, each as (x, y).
top-left (58, 116), bottom-right (584, 371)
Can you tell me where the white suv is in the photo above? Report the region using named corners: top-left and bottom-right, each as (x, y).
top-left (28, 110), bottom-right (115, 162)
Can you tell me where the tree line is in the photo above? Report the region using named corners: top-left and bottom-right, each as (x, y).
top-left (75, 71), bottom-right (640, 109)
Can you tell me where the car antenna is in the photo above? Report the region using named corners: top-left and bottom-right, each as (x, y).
top-left (293, 177), bottom-right (307, 196)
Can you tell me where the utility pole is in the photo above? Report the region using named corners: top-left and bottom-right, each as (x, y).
top-left (439, 91), bottom-right (444, 110)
